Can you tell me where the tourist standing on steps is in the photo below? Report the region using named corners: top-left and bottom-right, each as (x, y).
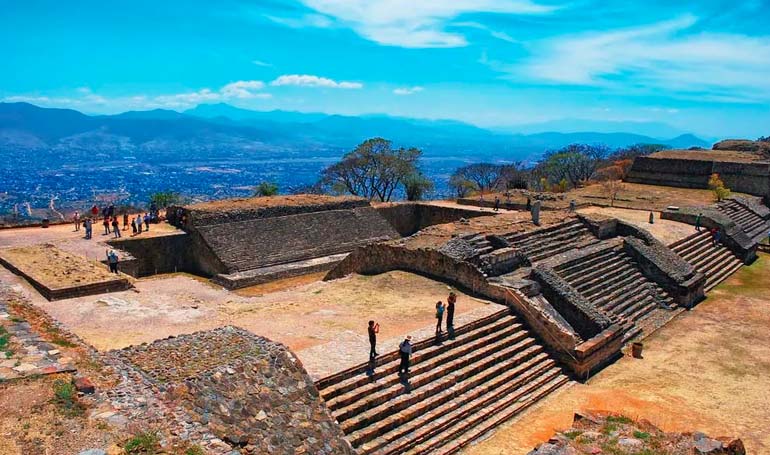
top-left (106, 249), bottom-right (119, 274)
top-left (112, 217), bottom-right (121, 238)
top-left (435, 301), bottom-right (445, 337)
top-left (398, 336), bottom-right (413, 375)
top-left (446, 292), bottom-right (456, 340)
top-left (712, 228), bottom-right (721, 247)
top-left (695, 213), bottom-right (702, 232)
top-left (73, 211), bottom-right (80, 231)
top-left (368, 320), bottom-right (380, 359)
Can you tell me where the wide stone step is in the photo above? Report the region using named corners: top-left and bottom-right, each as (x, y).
top-left (359, 355), bottom-right (558, 454)
top-left (693, 248), bottom-right (736, 277)
top-left (406, 371), bottom-right (570, 455)
top-left (557, 249), bottom-right (617, 279)
top-left (682, 237), bottom-right (720, 264)
top-left (624, 297), bottom-right (661, 324)
top-left (331, 326), bottom-right (529, 420)
top-left (582, 268), bottom-right (643, 300)
top-left (528, 239), bottom-right (599, 264)
top-left (600, 286), bottom-right (652, 314)
top-left (341, 342), bottom-right (544, 436)
top-left (572, 258), bottom-right (634, 292)
top-left (669, 231), bottom-right (704, 251)
top-left (611, 293), bottom-right (657, 321)
top-left (515, 227), bottom-right (590, 253)
top-left (506, 219), bottom-right (584, 243)
top-left (594, 284), bottom-right (650, 311)
top-left (705, 259), bottom-right (743, 292)
top-left (317, 308), bottom-right (513, 395)
top-left (676, 233), bottom-right (713, 260)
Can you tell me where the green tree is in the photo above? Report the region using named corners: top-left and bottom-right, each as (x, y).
top-left (319, 138), bottom-right (423, 202)
top-left (403, 173), bottom-right (435, 201)
top-left (537, 144), bottom-right (608, 188)
top-left (149, 191), bottom-right (181, 209)
top-left (254, 181), bottom-right (279, 197)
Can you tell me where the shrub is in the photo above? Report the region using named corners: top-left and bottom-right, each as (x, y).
top-left (634, 430), bottom-right (651, 440)
top-left (254, 181), bottom-right (279, 197)
top-left (184, 446), bottom-right (205, 455)
top-left (52, 379), bottom-right (83, 416)
top-left (124, 430), bottom-right (160, 454)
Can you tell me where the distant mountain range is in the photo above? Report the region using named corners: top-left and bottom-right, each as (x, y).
top-left (0, 102), bottom-right (712, 161)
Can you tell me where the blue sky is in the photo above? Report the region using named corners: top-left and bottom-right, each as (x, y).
top-left (2, 0), bottom-right (769, 137)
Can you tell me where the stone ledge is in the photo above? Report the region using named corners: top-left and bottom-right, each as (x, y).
top-left (212, 253), bottom-right (348, 289)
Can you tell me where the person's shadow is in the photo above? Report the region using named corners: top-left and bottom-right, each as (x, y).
top-left (400, 372), bottom-right (412, 393)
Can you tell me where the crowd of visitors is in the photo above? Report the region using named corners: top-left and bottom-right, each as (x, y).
top-left (72, 204), bottom-right (158, 241)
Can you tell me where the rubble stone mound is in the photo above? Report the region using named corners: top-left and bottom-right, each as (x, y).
top-left (116, 326), bottom-right (354, 455)
top-left (528, 411), bottom-right (745, 455)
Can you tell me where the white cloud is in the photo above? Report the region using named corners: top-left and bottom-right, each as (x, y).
top-left (393, 86), bottom-right (424, 95)
top-left (220, 80), bottom-right (267, 99)
top-left (3, 80), bottom-right (273, 111)
top-left (265, 13), bottom-right (334, 29)
top-left (504, 15), bottom-right (770, 102)
top-left (295, 0), bottom-right (555, 48)
top-left (271, 74), bottom-right (363, 89)
top-left (251, 59), bottom-right (272, 67)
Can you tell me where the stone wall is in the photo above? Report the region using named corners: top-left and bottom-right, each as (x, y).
top-left (114, 326), bottom-right (355, 455)
top-left (196, 207), bottom-right (398, 273)
top-left (616, 221), bottom-right (706, 307)
top-left (530, 265), bottom-right (612, 340)
top-left (375, 203), bottom-right (490, 236)
top-left (626, 155), bottom-right (770, 197)
top-left (107, 232), bottom-right (195, 277)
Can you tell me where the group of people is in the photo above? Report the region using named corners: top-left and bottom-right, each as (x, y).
top-left (367, 292), bottom-right (458, 378)
top-left (73, 205), bottom-right (155, 240)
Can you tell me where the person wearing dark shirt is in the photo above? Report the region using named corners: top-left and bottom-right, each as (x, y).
top-left (368, 320), bottom-right (380, 358)
top-left (398, 336), bottom-right (413, 376)
top-left (447, 292), bottom-right (456, 340)
top-left (111, 217), bottom-right (120, 238)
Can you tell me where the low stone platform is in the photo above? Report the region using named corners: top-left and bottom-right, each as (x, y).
top-left (113, 326), bottom-right (355, 455)
top-left (212, 253), bottom-right (348, 289)
top-left (0, 244), bottom-right (132, 300)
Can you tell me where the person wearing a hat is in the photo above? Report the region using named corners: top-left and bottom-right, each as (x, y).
top-left (398, 335), bottom-right (413, 376)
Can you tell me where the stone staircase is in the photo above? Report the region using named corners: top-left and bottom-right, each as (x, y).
top-left (670, 231), bottom-right (743, 292)
top-left (505, 219), bottom-right (599, 264)
top-left (315, 308), bottom-right (570, 455)
top-left (715, 199), bottom-right (768, 239)
top-left (553, 245), bottom-right (675, 342)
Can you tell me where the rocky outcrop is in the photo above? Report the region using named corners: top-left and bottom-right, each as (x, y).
top-left (114, 327), bottom-right (354, 455)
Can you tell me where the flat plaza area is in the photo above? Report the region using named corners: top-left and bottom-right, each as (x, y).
top-left (464, 254), bottom-right (770, 454)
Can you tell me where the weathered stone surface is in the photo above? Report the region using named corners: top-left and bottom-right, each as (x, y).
top-left (113, 326), bottom-right (355, 455)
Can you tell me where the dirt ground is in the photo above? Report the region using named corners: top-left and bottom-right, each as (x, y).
top-left (577, 206), bottom-right (694, 245)
top-left (0, 267), bottom-right (495, 379)
top-left (0, 221), bottom-right (180, 264)
top-left (481, 182), bottom-right (749, 213)
top-left (0, 244), bottom-right (124, 289)
top-left (462, 253), bottom-right (770, 455)
top-left (650, 149), bottom-right (764, 162)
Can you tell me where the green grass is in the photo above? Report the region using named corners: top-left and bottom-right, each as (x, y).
top-left (52, 379), bottom-right (83, 416)
top-left (184, 446), bottom-right (205, 455)
top-left (633, 430), bottom-right (651, 440)
top-left (606, 415), bottom-right (633, 424)
top-left (124, 431), bottom-right (160, 454)
top-left (564, 430), bottom-right (583, 439)
top-left (601, 422), bottom-right (619, 435)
